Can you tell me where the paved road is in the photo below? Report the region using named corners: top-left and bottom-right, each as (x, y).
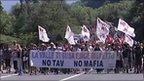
top-left (1, 72), bottom-right (143, 81)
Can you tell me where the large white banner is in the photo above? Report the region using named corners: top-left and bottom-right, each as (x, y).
top-left (30, 50), bottom-right (117, 69)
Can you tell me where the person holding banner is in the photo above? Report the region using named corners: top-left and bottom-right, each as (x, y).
top-left (94, 44), bottom-right (101, 51)
top-left (41, 43), bottom-right (50, 75)
top-left (93, 44), bottom-right (104, 73)
top-left (29, 43), bottom-right (38, 75)
top-left (62, 44), bottom-right (72, 74)
top-left (115, 46), bottom-right (123, 73)
top-left (122, 44), bottom-right (131, 73)
top-left (49, 43), bottom-right (60, 74)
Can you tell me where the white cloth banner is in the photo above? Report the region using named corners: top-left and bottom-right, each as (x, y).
top-left (124, 35), bottom-right (134, 47)
top-left (38, 25), bottom-right (50, 42)
top-left (30, 50), bottom-right (117, 69)
top-left (64, 25), bottom-right (75, 45)
top-left (96, 18), bottom-right (110, 43)
top-left (81, 25), bottom-right (90, 41)
top-left (117, 18), bottom-right (135, 37)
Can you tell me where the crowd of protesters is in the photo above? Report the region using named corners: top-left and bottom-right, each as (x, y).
top-left (0, 40), bottom-right (144, 75)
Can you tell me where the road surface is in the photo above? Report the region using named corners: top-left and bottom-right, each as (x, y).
top-left (1, 72), bottom-right (143, 81)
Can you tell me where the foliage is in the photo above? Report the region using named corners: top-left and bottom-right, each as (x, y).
top-left (94, 0), bottom-right (135, 24)
top-left (0, 1), bottom-right (15, 35)
top-left (19, 32), bottom-right (38, 44)
top-left (0, 34), bottom-right (21, 44)
top-left (0, 0), bottom-right (144, 44)
top-left (128, 0), bottom-right (144, 41)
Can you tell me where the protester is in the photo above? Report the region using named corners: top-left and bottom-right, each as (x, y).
top-left (21, 45), bottom-right (29, 73)
top-left (115, 45), bottom-right (123, 73)
top-left (122, 44), bottom-right (131, 73)
top-left (15, 44), bottom-right (23, 75)
top-left (29, 43), bottom-right (38, 75)
top-left (0, 40), bottom-right (144, 75)
top-left (134, 43), bottom-right (142, 73)
top-left (0, 43), bottom-right (4, 73)
top-left (39, 43), bottom-right (49, 75)
top-left (142, 43), bottom-right (144, 75)
top-left (3, 44), bottom-right (11, 73)
top-left (93, 44), bottom-right (102, 73)
top-left (11, 41), bottom-right (18, 74)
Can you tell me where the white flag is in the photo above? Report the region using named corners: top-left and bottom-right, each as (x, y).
top-left (64, 25), bottom-right (75, 45)
top-left (38, 25), bottom-right (50, 42)
top-left (96, 17), bottom-right (110, 43)
top-left (81, 25), bottom-right (90, 41)
top-left (124, 35), bottom-right (134, 47)
top-left (117, 18), bottom-right (135, 37)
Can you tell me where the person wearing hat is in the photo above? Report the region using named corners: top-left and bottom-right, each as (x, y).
top-left (39, 43), bottom-right (49, 75)
top-left (39, 43), bottom-right (47, 50)
top-left (29, 43), bottom-right (38, 75)
top-left (49, 42), bottom-right (56, 51)
top-left (49, 42), bottom-right (59, 74)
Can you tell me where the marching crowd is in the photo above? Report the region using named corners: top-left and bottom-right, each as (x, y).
top-left (0, 40), bottom-right (144, 75)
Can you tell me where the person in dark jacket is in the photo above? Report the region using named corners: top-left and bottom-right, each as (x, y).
top-left (122, 44), bottom-right (131, 73)
top-left (94, 44), bottom-right (102, 73)
top-left (3, 44), bottom-right (12, 73)
top-left (134, 44), bottom-right (142, 73)
top-left (142, 43), bottom-right (144, 57)
top-left (142, 43), bottom-right (144, 75)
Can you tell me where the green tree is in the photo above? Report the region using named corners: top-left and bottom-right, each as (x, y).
top-left (128, 0), bottom-right (144, 41)
top-left (0, 1), bottom-right (15, 35)
top-left (9, 0), bottom-right (144, 43)
top-left (12, 0), bottom-right (78, 43)
top-left (95, 0), bottom-right (134, 23)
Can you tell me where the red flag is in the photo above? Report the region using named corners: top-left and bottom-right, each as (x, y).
top-left (114, 37), bottom-right (125, 45)
top-left (105, 35), bottom-right (113, 44)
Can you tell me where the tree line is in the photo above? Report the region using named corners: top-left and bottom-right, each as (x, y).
top-left (0, 0), bottom-right (143, 44)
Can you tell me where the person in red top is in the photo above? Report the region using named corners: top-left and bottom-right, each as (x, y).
top-left (105, 35), bottom-right (113, 44)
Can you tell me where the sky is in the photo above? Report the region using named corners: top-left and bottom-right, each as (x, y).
top-left (1, 0), bottom-right (78, 13)
top-left (1, 0), bottom-right (19, 13)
